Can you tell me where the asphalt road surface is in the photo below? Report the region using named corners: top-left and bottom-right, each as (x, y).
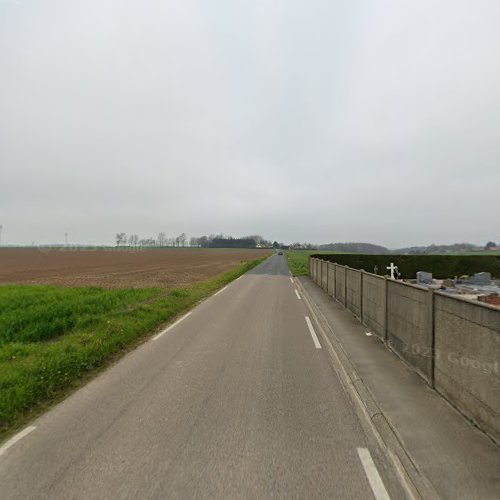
top-left (0, 254), bottom-right (401, 499)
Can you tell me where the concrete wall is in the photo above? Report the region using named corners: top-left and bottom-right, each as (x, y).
top-left (308, 256), bottom-right (500, 442)
top-left (434, 293), bottom-right (500, 444)
top-left (327, 263), bottom-right (335, 297)
top-left (361, 273), bottom-right (386, 340)
top-left (346, 268), bottom-right (362, 318)
top-left (335, 265), bottom-right (346, 304)
top-left (387, 280), bottom-right (433, 382)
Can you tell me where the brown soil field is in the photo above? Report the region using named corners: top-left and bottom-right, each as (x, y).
top-left (0, 248), bottom-right (270, 288)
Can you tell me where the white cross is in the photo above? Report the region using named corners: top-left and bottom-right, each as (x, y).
top-left (387, 262), bottom-right (397, 280)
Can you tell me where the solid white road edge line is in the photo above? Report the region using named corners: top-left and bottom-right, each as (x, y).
top-left (295, 289), bottom-right (301, 300)
top-left (213, 286), bottom-right (228, 297)
top-left (0, 426), bottom-right (36, 458)
top-left (289, 277), bottom-right (294, 283)
top-left (357, 447), bottom-right (391, 500)
top-left (153, 311), bottom-right (193, 341)
top-left (305, 316), bottom-right (322, 349)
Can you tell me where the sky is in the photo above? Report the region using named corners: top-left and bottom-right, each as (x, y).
top-left (1, 0), bottom-right (499, 248)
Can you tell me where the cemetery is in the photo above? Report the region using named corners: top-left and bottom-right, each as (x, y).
top-left (313, 253), bottom-right (500, 308)
top-left (309, 255), bottom-right (500, 444)
top-left (414, 270), bottom-right (500, 307)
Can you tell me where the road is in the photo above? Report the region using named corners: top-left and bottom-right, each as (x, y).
top-left (0, 254), bottom-right (401, 499)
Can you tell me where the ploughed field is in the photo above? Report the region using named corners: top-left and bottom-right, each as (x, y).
top-left (0, 248), bottom-right (269, 288)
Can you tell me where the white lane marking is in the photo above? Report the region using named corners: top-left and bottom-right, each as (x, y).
top-left (357, 447), bottom-right (391, 500)
top-left (235, 276), bottom-right (243, 282)
top-left (289, 277), bottom-right (294, 283)
top-left (213, 286), bottom-right (228, 297)
top-left (365, 332), bottom-right (373, 337)
top-left (153, 312), bottom-right (193, 341)
top-left (294, 289), bottom-right (301, 300)
top-left (305, 316), bottom-right (322, 349)
top-left (0, 426), bottom-right (36, 457)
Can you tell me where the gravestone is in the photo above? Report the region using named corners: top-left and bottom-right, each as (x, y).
top-left (417, 271), bottom-right (433, 285)
top-left (470, 272), bottom-right (492, 286)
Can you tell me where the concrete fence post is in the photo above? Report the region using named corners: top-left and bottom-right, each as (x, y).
top-left (344, 266), bottom-right (348, 307)
top-left (360, 270), bottom-right (364, 324)
top-left (332, 263), bottom-right (336, 299)
top-left (383, 276), bottom-right (388, 344)
top-left (325, 260), bottom-right (329, 292)
top-left (428, 288), bottom-right (435, 388)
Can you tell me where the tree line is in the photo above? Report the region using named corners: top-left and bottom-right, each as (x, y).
top-left (115, 232), bottom-right (189, 248)
top-left (114, 233), bottom-right (286, 249)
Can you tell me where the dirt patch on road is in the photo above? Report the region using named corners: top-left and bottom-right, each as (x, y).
top-left (0, 248), bottom-right (270, 288)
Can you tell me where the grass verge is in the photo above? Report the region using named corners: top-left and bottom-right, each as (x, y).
top-left (285, 250), bottom-right (314, 276)
top-left (0, 255), bottom-right (268, 439)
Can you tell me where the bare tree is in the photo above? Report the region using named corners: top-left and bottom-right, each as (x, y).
top-left (189, 236), bottom-right (199, 247)
top-left (157, 232), bottom-right (166, 247)
top-left (129, 234), bottom-right (139, 248)
top-left (116, 233), bottom-right (127, 247)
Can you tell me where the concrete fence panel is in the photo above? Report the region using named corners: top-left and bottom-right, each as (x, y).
top-left (362, 273), bottom-right (386, 340)
top-left (327, 263), bottom-right (336, 297)
top-left (335, 266), bottom-right (346, 305)
top-left (387, 280), bottom-right (433, 382)
top-left (434, 293), bottom-right (500, 444)
top-left (346, 268), bottom-right (362, 317)
top-left (321, 260), bottom-right (328, 292)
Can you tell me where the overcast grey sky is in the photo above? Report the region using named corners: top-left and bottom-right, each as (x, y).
top-left (1, 0), bottom-right (499, 247)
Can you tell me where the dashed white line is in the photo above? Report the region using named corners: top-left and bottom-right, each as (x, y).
top-left (294, 289), bottom-right (301, 300)
top-left (305, 316), bottom-right (322, 349)
top-left (0, 426), bottom-right (36, 457)
top-left (153, 311), bottom-right (193, 341)
top-left (289, 277), bottom-right (294, 283)
top-left (365, 332), bottom-right (373, 337)
top-left (357, 447), bottom-right (391, 500)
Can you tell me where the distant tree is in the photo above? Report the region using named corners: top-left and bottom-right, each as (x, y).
top-left (198, 235), bottom-right (209, 248)
top-left (485, 241), bottom-right (497, 250)
top-left (157, 232), bottom-right (167, 247)
top-left (128, 234), bottom-right (139, 247)
top-left (272, 241), bottom-right (280, 249)
top-left (243, 235), bottom-right (264, 246)
top-left (178, 233), bottom-right (187, 247)
top-left (189, 237), bottom-right (199, 247)
top-left (116, 233), bottom-right (127, 247)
